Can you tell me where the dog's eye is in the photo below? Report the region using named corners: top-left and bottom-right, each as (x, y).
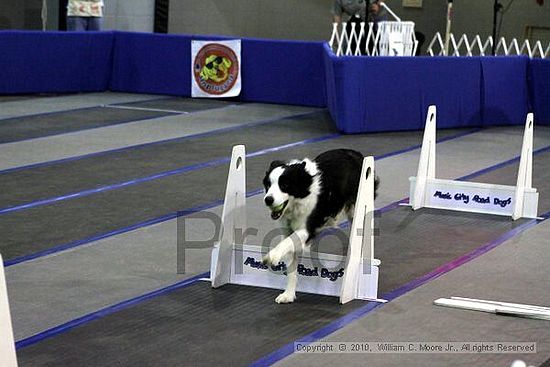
top-left (263, 179), bottom-right (271, 192)
top-left (279, 181), bottom-right (288, 191)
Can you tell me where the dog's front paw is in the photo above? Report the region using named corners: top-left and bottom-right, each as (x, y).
top-left (261, 254), bottom-right (271, 266)
top-left (275, 291), bottom-right (296, 304)
top-left (262, 248), bottom-right (284, 266)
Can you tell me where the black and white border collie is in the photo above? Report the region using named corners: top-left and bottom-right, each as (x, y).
top-left (262, 149), bottom-right (379, 303)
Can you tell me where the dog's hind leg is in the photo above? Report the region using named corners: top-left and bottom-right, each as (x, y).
top-left (345, 204), bottom-right (355, 223)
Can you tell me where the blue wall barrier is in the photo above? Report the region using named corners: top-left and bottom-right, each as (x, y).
top-left (110, 32), bottom-right (327, 107)
top-left (324, 43), bottom-right (483, 133)
top-left (111, 32), bottom-right (194, 96)
top-left (324, 44), bottom-right (548, 133)
top-left (238, 38), bottom-right (327, 106)
top-left (0, 30), bottom-right (548, 130)
top-left (0, 30), bottom-right (326, 107)
top-left (529, 59), bottom-right (550, 126)
top-left (0, 31), bottom-right (114, 94)
top-left (480, 57), bottom-right (530, 127)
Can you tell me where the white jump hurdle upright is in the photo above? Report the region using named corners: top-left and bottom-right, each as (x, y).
top-left (409, 106), bottom-right (539, 220)
top-left (0, 254), bottom-right (18, 367)
top-left (210, 145), bottom-right (384, 304)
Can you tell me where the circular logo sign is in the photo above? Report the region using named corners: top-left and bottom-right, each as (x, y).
top-left (193, 43), bottom-right (239, 96)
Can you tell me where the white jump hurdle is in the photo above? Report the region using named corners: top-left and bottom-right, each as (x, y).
top-left (0, 254), bottom-right (18, 367)
top-left (409, 106), bottom-right (539, 220)
top-left (210, 145), bottom-right (384, 304)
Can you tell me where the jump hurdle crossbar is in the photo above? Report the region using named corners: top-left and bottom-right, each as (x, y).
top-left (210, 145), bottom-right (384, 304)
top-left (0, 254), bottom-right (18, 367)
top-left (409, 106), bottom-right (539, 220)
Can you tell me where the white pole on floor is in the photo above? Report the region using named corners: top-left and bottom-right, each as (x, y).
top-left (434, 297), bottom-right (550, 320)
top-left (0, 254), bottom-right (18, 367)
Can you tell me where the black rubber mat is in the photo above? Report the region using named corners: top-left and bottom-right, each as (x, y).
top-left (0, 111), bottom-right (336, 209)
top-left (375, 207), bottom-right (528, 293)
top-left (0, 106), bottom-right (178, 143)
top-left (305, 205), bottom-right (529, 293)
top-left (17, 282), bottom-right (364, 367)
top-left (116, 96), bottom-right (238, 112)
top-left (0, 127), bottom-right (469, 261)
top-left (15, 207), bottom-right (530, 367)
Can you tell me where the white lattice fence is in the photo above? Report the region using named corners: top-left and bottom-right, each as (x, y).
top-left (427, 32), bottom-right (550, 58)
top-left (329, 3), bottom-right (417, 57)
top-left (329, 21), bottom-right (418, 57)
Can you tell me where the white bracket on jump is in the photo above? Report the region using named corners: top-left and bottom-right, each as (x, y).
top-left (0, 254), bottom-right (18, 367)
top-left (210, 145), bottom-right (384, 304)
top-left (408, 105), bottom-right (539, 220)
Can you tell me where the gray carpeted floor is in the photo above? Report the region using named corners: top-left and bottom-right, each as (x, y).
top-left (2, 93), bottom-right (550, 367)
top-left (0, 92), bottom-right (165, 120)
top-left (114, 96), bottom-right (239, 112)
top-left (0, 106), bottom-right (178, 144)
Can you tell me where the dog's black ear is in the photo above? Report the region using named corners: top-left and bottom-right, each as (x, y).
top-left (267, 160), bottom-right (285, 172)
